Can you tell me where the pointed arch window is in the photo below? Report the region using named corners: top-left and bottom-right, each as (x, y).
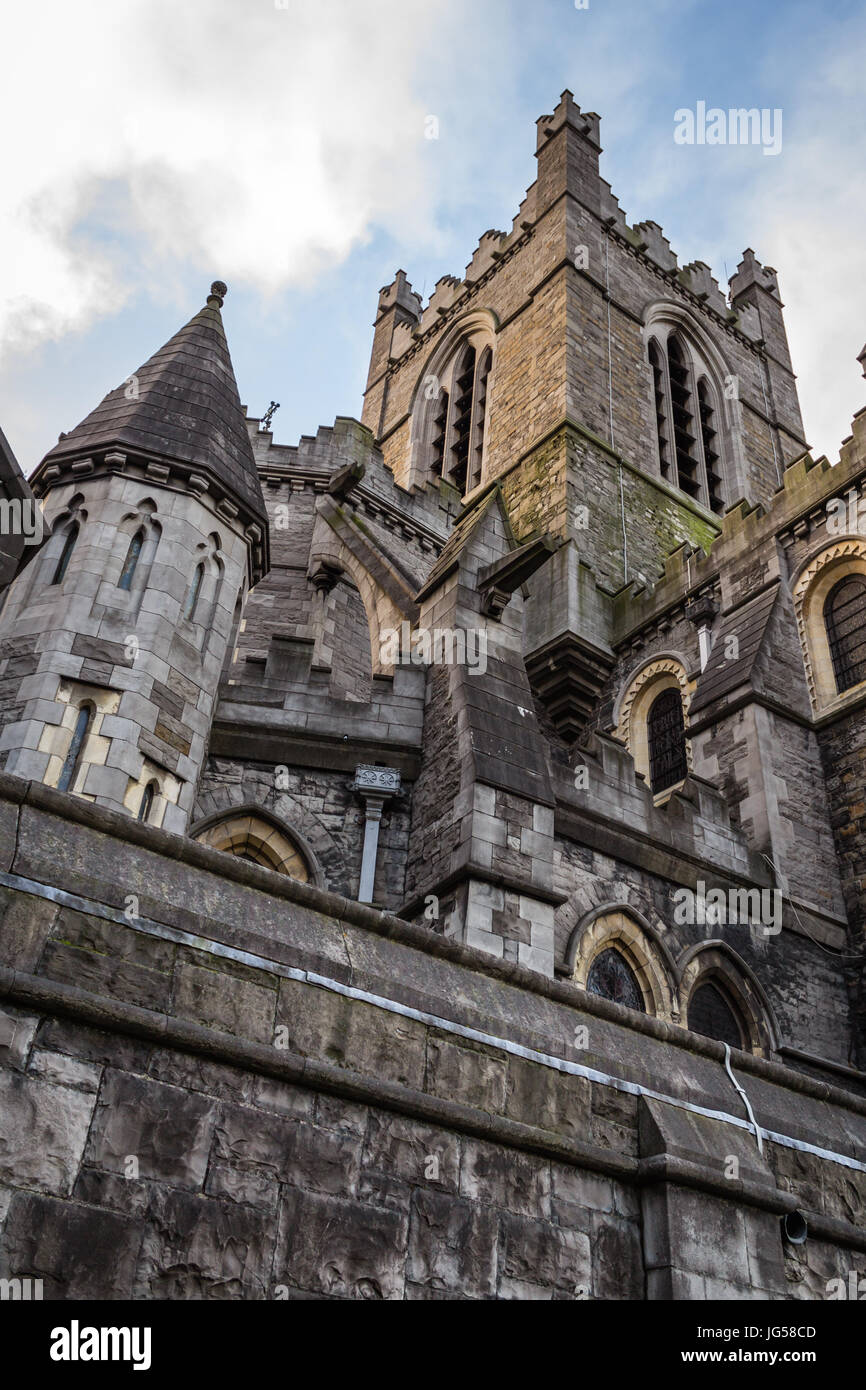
top-left (193, 812), bottom-right (312, 882)
top-left (697, 379), bottom-right (724, 515)
top-left (431, 389), bottom-right (449, 479)
top-left (137, 780), bottom-right (157, 823)
top-left (648, 331), bottom-right (728, 514)
top-left (647, 686), bottom-right (687, 793)
top-left (667, 336), bottom-right (701, 502)
top-left (51, 523), bottom-right (79, 586)
top-left (118, 529), bottom-right (145, 591)
top-left (824, 575), bottom-right (866, 692)
top-left (688, 980), bottom-right (744, 1050)
top-left (586, 947), bottom-right (645, 1013)
top-left (183, 563), bottom-right (204, 621)
top-left (418, 331), bottom-right (495, 497)
top-left (57, 703), bottom-right (93, 793)
top-left (648, 339), bottom-right (671, 482)
top-left (449, 345), bottom-right (476, 495)
top-left (469, 348), bottom-right (492, 492)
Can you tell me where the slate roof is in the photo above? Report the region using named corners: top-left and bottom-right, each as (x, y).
top-left (414, 486), bottom-right (555, 805)
top-left (415, 488), bottom-right (502, 603)
top-left (690, 585), bottom-right (779, 714)
top-left (0, 421), bottom-right (32, 504)
top-left (38, 287), bottom-right (267, 528)
top-left (0, 421), bottom-right (45, 588)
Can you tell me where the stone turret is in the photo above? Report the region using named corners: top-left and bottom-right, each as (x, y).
top-left (0, 282), bottom-right (269, 832)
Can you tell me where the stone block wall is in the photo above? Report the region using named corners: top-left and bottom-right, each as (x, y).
top-left (552, 831), bottom-right (854, 1068)
top-left (0, 468), bottom-right (251, 831)
top-left (0, 774), bottom-right (864, 1301)
top-left (194, 758), bottom-right (411, 910)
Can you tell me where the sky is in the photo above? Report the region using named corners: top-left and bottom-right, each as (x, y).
top-left (1, 0), bottom-right (864, 474)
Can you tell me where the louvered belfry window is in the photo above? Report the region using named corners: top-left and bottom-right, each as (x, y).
top-left (431, 390), bottom-right (449, 478)
top-left (698, 379), bottom-right (724, 515)
top-left (825, 575), bottom-right (866, 692)
top-left (586, 948), bottom-right (645, 1012)
top-left (425, 340), bottom-right (492, 496)
top-left (648, 687), bottom-right (688, 793)
top-left (667, 336), bottom-right (701, 502)
top-left (469, 348), bottom-right (492, 492)
top-left (449, 345), bottom-right (476, 495)
top-left (649, 339), bottom-right (671, 482)
top-left (649, 333), bottom-right (726, 514)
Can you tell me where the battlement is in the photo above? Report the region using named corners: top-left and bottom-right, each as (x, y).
top-left (389, 220), bottom-right (531, 356)
top-left (374, 92), bottom-right (784, 398)
top-left (729, 247), bottom-right (782, 306)
top-left (679, 261), bottom-right (729, 319)
top-left (535, 89), bottom-right (601, 152)
top-left (375, 268), bottom-right (423, 324)
top-left (249, 415), bottom-right (378, 478)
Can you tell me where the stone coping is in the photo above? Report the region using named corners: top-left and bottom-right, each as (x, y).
top-left (0, 769), bottom-right (864, 1119)
top-left (1, 963), bottom-right (864, 1254)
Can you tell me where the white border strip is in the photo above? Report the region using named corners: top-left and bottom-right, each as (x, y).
top-left (2, 870), bottom-right (865, 1174)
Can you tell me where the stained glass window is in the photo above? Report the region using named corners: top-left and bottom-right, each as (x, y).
top-left (57, 703), bottom-right (93, 793)
top-left (688, 981), bottom-right (744, 1050)
top-left (137, 781), bottom-right (156, 823)
top-left (648, 687), bottom-right (687, 793)
top-left (184, 563), bottom-right (204, 621)
top-left (825, 575), bottom-right (866, 693)
top-left (51, 523), bottom-right (79, 585)
top-left (118, 529), bottom-right (144, 591)
top-left (586, 947), bottom-right (645, 1012)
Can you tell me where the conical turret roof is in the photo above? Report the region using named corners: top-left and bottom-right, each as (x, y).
top-left (38, 282), bottom-right (267, 528)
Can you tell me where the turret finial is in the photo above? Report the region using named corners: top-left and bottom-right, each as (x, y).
top-left (208, 280), bottom-right (227, 308)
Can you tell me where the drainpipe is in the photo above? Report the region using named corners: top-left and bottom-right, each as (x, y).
top-left (685, 592), bottom-right (719, 672)
top-left (353, 765), bottom-right (401, 904)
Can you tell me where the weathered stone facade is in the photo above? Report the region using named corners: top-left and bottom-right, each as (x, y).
top-left (0, 781), bottom-right (864, 1300)
top-left (0, 92), bottom-right (865, 1299)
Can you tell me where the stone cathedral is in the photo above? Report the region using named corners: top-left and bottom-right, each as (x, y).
top-left (0, 93), bottom-right (864, 1301)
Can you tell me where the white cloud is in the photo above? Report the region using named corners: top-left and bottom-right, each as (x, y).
top-left (637, 19), bottom-right (866, 462)
top-left (744, 32), bottom-right (866, 459)
top-left (0, 0), bottom-right (463, 357)
top-left (2, 0), bottom-right (861, 464)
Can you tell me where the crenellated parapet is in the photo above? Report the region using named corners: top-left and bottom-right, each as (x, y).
top-left (632, 219), bottom-right (677, 274)
top-left (375, 268), bottom-right (423, 324)
top-left (536, 90), bottom-right (601, 153)
top-left (729, 247), bottom-right (782, 306)
top-left (387, 222), bottom-right (531, 359)
top-left (678, 261), bottom-right (730, 319)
